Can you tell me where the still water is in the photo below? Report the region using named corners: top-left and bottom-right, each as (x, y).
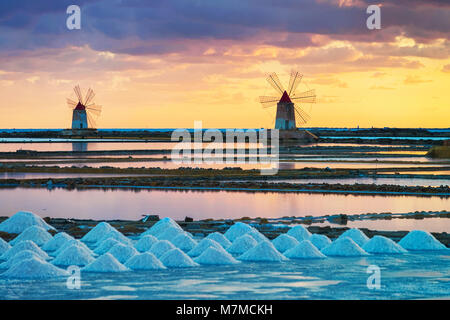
top-left (0, 188), bottom-right (448, 232)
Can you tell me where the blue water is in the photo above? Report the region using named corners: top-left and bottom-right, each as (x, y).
top-left (0, 252), bottom-right (448, 299)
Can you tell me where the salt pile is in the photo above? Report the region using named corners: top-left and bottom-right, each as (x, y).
top-left (206, 232), bottom-right (232, 249)
top-left (246, 229), bottom-right (268, 243)
top-left (1, 240), bottom-right (50, 261)
top-left (239, 241), bottom-right (288, 262)
top-left (94, 238), bottom-right (121, 255)
top-left (171, 233), bottom-right (197, 252)
top-left (398, 230), bottom-right (447, 251)
top-left (0, 211), bottom-right (55, 234)
top-left (0, 238), bottom-right (11, 256)
top-left (150, 240), bottom-right (176, 258)
top-left (157, 226), bottom-right (184, 241)
top-left (42, 232), bottom-right (74, 252)
top-left (194, 247), bottom-right (239, 265)
top-left (124, 252), bottom-right (166, 270)
top-left (82, 253), bottom-right (129, 273)
top-left (284, 240), bottom-right (326, 259)
top-left (287, 225), bottom-right (311, 241)
top-left (134, 235), bottom-right (158, 253)
top-left (107, 243), bottom-right (138, 263)
top-left (227, 234), bottom-right (257, 255)
top-left (94, 229), bottom-right (132, 247)
top-left (81, 221), bottom-right (114, 243)
top-left (337, 228), bottom-right (369, 246)
top-left (0, 250), bottom-right (42, 269)
top-left (1, 257), bottom-right (68, 279)
top-left (362, 236), bottom-right (407, 254)
top-left (53, 239), bottom-right (93, 257)
top-left (52, 244), bottom-right (95, 267)
top-left (141, 217), bottom-right (183, 238)
top-left (321, 238), bottom-right (369, 257)
top-left (159, 248), bottom-right (199, 268)
top-left (10, 225), bottom-right (53, 247)
top-left (309, 234), bottom-right (332, 250)
top-left (272, 234), bottom-right (299, 253)
top-left (224, 222), bottom-right (253, 242)
top-left (187, 239), bottom-right (223, 257)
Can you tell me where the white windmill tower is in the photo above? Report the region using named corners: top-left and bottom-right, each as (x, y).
top-left (67, 85), bottom-right (102, 129)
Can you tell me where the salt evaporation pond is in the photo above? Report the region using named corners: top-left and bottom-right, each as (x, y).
top-left (0, 188), bottom-right (449, 232)
top-left (0, 252), bottom-right (448, 299)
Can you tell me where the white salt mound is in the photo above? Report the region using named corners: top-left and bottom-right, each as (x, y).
top-left (134, 235), bottom-right (158, 253)
top-left (82, 253), bottom-right (129, 273)
top-left (362, 236), bottom-right (407, 254)
top-left (42, 232), bottom-right (74, 252)
top-left (1, 257), bottom-right (68, 279)
top-left (150, 240), bottom-right (176, 258)
top-left (206, 232), bottom-right (232, 248)
top-left (53, 239), bottom-right (93, 257)
top-left (10, 225), bottom-right (53, 247)
top-left (107, 243), bottom-right (138, 264)
top-left (287, 225), bottom-right (312, 241)
top-left (160, 248), bottom-right (199, 268)
top-left (94, 238), bottom-right (121, 255)
top-left (272, 234), bottom-right (299, 253)
top-left (0, 211), bottom-right (55, 234)
top-left (246, 229), bottom-right (269, 243)
top-left (284, 240), bottom-right (326, 259)
top-left (224, 222), bottom-right (254, 242)
top-left (94, 229), bottom-right (132, 247)
top-left (227, 234), bottom-right (258, 255)
top-left (1, 240), bottom-right (50, 261)
top-left (52, 244), bottom-right (95, 267)
top-left (239, 241), bottom-right (288, 262)
top-left (171, 233), bottom-right (197, 252)
top-left (0, 250), bottom-right (42, 269)
top-left (124, 252), bottom-right (166, 270)
top-left (194, 246), bottom-right (239, 265)
top-left (157, 226), bottom-right (184, 241)
top-left (81, 222), bottom-right (114, 243)
top-left (0, 238), bottom-right (11, 256)
top-left (309, 234), bottom-right (332, 250)
top-left (338, 228), bottom-right (370, 247)
top-left (321, 238), bottom-right (369, 257)
top-left (188, 238), bottom-right (223, 257)
top-left (398, 230), bottom-right (447, 251)
top-left (141, 217), bottom-right (182, 238)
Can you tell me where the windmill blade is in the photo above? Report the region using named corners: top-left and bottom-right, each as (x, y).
top-left (67, 98), bottom-right (77, 109)
top-left (86, 112), bottom-right (97, 129)
top-left (259, 96), bottom-right (280, 108)
top-left (288, 70), bottom-right (303, 96)
top-left (86, 104), bottom-right (102, 117)
top-left (74, 85), bottom-right (83, 104)
top-left (84, 88), bottom-right (96, 106)
top-left (294, 104), bottom-right (311, 126)
top-left (291, 89), bottom-right (316, 103)
top-left (266, 72), bottom-right (285, 95)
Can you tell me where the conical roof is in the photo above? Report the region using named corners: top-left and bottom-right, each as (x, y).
top-left (279, 91), bottom-right (292, 103)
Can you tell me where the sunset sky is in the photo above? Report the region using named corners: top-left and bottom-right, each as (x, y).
top-left (0, 0), bottom-right (449, 129)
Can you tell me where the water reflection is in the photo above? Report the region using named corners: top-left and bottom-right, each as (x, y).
top-left (0, 187), bottom-right (448, 233)
top-left (72, 142), bottom-right (88, 152)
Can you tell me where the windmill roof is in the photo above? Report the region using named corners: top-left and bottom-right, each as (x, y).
top-left (74, 102), bottom-right (86, 110)
top-left (279, 91), bottom-right (292, 103)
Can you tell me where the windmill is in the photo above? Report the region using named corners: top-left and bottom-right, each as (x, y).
top-left (66, 85), bottom-right (102, 129)
top-left (259, 71), bottom-right (316, 130)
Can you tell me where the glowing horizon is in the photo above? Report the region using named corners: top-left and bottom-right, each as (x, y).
top-left (0, 1), bottom-right (449, 129)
